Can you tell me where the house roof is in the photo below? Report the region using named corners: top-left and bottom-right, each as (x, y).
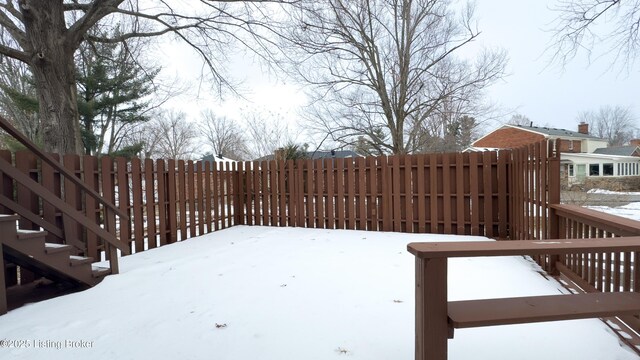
top-left (560, 152), bottom-right (640, 162)
top-left (254, 150), bottom-right (360, 162)
top-left (593, 146), bottom-right (640, 156)
top-left (307, 150), bottom-right (359, 159)
top-left (463, 146), bottom-right (502, 153)
top-left (200, 154), bottom-right (238, 164)
top-left (507, 124), bottom-right (603, 140)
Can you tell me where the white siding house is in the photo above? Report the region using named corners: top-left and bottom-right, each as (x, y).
top-left (561, 153), bottom-right (640, 186)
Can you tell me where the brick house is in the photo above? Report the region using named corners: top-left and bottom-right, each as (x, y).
top-left (471, 123), bottom-right (608, 153)
top-left (469, 123), bottom-right (640, 188)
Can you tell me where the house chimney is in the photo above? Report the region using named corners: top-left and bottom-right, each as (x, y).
top-left (578, 122), bottom-right (589, 135)
top-left (274, 148), bottom-right (285, 161)
top-left (630, 139), bottom-right (640, 147)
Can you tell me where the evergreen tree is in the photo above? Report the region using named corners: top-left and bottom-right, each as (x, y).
top-left (76, 31), bottom-right (160, 155)
top-left (0, 29), bottom-right (159, 156)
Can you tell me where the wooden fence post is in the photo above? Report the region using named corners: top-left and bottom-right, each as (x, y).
top-left (548, 140), bottom-right (562, 275)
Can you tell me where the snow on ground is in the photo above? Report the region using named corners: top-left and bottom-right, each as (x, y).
top-left (587, 201), bottom-right (640, 222)
top-left (588, 189), bottom-right (640, 196)
top-left (1, 226), bottom-right (637, 360)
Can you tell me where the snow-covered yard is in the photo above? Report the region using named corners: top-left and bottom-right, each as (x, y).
top-left (1, 226), bottom-right (637, 360)
top-left (588, 201), bottom-right (640, 222)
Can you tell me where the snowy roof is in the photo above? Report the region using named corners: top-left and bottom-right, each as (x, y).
top-left (200, 154), bottom-right (238, 164)
top-left (593, 145), bottom-right (640, 156)
top-left (463, 146), bottom-right (501, 152)
top-left (506, 124), bottom-right (604, 140)
top-left (561, 152), bottom-right (640, 162)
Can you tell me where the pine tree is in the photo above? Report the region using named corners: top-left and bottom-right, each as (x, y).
top-left (76, 33), bottom-right (159, 155)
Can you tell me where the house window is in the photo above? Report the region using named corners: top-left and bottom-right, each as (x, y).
top-left (618, 163), bottom-right (621, 175)
top-left (568, 164), bottom-right (574, 177)
top-left (569, 141), bottom-right (574, 150)
top-left (603, 163), bottom-right (614, 176)
top-left (576, 164), bottom-right (586, 180)
top-left (589, 164), bottom-right (600, 176)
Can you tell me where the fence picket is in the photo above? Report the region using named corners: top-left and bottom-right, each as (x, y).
top-left (83, 155), bottom-right (100, 258)
top-left (167, 159), bottom-right (177, 243)
top-left (196, 161), bottom-right (205, 235)
top-left (131, 158), bottom-right (144, 250)
top-left (157, 160), bottom-right (168, 246)
top-left (116, 157), bottom-right (131, 251)
top-left (442, 154), bottom-right (451, 235)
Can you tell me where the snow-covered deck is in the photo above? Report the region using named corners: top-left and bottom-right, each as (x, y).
top-left (0, 226), bottom-right (637, 359)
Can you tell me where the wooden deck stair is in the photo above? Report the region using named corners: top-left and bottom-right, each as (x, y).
top-left (1, 214), bottom-right (110, 313)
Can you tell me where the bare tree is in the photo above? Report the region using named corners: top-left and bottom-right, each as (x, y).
top-left (121, 110), bottom-right (196, 159)
top-left (0, 1), bottom-right (290, 154)
top-left (413, 80), bottom-right (494, 153)
top-left (507, 113), bottom-right (533, 126)
top-left (0, 50), bottom-right (39, 144)
top-left (243, 109), bottom-right (294, 159)
top-left (281, 0), bottom-right (507, 155)
top-left (576, 105), bottom-right (637, 146)
top-left (549, 1), bottom-right (640, 67)
top-left (199, 110), bottom-right (249, 160)
top-left (152, 111), bottom-right (197, 160)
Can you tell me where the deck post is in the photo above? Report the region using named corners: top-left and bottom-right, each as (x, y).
top-left (547, 141), bottom-right (562, 275)
top-left (0, 242), bottom-right (7, 315)
top-left (415, 257), bottom-right (448, 360)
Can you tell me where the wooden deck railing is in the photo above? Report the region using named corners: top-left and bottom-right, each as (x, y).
top-left (408, 237), bottom-right (640, 360)
top-left (550, 204), bottom-right (640, 297)
top-left (0, 115), bottom-right (129, 278)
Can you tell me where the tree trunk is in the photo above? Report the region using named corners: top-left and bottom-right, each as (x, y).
top-left (21, 0), bottom-right (83, 155)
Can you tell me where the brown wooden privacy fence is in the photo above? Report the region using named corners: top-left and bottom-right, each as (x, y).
top-left (236, 152), bottom-right (513, 238)
top-left (0, 151), bottom-right (239, 281)
top-left (0, 141), bottom-right (558, 286)
top-left (509, 141), bottom-right (561, 242)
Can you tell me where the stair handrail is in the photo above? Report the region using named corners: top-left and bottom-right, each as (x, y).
top-left (0, 115), bottom-right (130, 275)
top-left (0, 115), bottom-right (127, 219)
top-left (0, 159), bottom-right (129, 253)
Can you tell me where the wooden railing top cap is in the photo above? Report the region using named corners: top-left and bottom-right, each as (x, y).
top-left (408, 237), bottom-right (640, 259)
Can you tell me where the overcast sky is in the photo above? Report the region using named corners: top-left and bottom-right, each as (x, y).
top-left (160, 0), bottom-right (640, 145)
top-left (475, 0), bottom-right (640, 132)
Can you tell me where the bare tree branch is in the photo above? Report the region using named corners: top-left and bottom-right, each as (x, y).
top-left (548, 0), bottom-right (640, 68)
top-left (0, 0), bottom-right (297, 154)
top-left (282, 0), bottom-right (506, 154)
top-left (576, 105), bottom-right (637, 146)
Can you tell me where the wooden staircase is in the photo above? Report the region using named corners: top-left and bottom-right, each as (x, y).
top-left (1, 215), bottom-right (110, 287)
top-left (0, 214), bottom-right (112, 313)
top-left (0, 115), bottom-right (129, 315)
